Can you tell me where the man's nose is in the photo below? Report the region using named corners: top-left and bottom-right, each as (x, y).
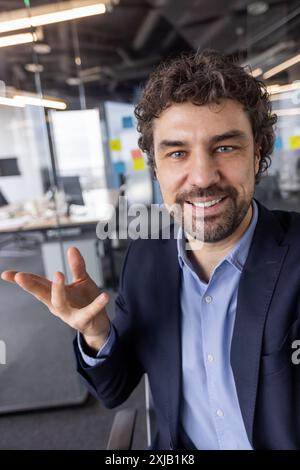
top-left (187, 152), bottom-right (221, 188)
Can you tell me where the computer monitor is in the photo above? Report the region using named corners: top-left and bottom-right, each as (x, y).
top-left (58, 176), bottom-right (85, 207)
top-left (0, 158), bottom-right (21, 177)
top-left (0, 189), bottom-right (8, 207)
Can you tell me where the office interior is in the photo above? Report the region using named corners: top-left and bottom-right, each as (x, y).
top-left (0, 0), bottom-right (299, 450)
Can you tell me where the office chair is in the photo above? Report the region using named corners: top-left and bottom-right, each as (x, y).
top-left (57, 175), bottom-right (85, 217)
top-left (106, 375), bottom-right (156, 450)
top-left (95, 184), bottom-right (127, 290)
top-left (0, 230), bottom-right (42, 255)
top-left (0, 189), bottom-right (41, 254)
top-left (107, 408), bottom-right (138, 450)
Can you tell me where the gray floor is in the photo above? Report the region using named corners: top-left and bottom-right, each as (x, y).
top-left (0, 385), bottom-right (147, 450)
top-left (0, 239), bottom-right (147, 450)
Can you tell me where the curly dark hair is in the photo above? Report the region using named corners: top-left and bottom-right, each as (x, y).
top-left (134, 49), bottom-right (277, 184)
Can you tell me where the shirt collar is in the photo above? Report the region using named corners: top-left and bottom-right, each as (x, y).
top-left (177, 199), bottom-right (258, 273)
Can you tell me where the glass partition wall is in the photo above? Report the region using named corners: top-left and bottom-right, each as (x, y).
top-left (0, 1), bottom-right (150, 450)
top-left (245, 1), bottom-right (300, 211)
top-left (0, 1), bottom-right (104, 414)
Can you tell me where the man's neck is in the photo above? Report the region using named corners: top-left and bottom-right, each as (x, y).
top-left (185, 204), bottom-right (253, 283)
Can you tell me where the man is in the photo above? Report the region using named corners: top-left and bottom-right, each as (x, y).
top-left (2, 50), bottom-right (300, 450)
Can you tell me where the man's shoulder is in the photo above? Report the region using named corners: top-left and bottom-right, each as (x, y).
top-left (121, 224), bottom-right (178, 273)
top-left (269, 206), bottom-right (300, 224)
top-left (259, 202), bottom-right (300, 242)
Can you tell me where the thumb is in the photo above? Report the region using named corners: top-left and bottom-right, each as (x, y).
top-left (83, 291), bottom-right (110, 318)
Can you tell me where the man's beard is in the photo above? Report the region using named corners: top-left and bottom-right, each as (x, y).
top-left (171, 185), bottom-right (253, 243)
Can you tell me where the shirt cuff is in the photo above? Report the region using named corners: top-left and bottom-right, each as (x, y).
top-left (77, 323), bottom-right (116, 367)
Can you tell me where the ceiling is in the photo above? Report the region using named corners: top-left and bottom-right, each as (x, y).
top-left (0, 0), bottom-right (300, 107)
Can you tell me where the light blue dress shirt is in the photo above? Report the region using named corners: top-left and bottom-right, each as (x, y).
top-left (177, 200), bottom-right (258, 450)
top-left (78, 201), bottom-right (258, 450)
top-left (78, 323), bottom-right (116, 367)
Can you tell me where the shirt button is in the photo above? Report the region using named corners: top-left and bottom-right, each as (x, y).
top-left (205, 295), bottom-right (212, 303)
top-left (207, 354), bottom-right (214, 362)
top-left (216, 409), bottom-right (224, 418)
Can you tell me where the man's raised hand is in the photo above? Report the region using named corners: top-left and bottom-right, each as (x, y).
top-left (1, 246), bottom-right (110, 352)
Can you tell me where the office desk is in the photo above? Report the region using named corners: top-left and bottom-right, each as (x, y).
top-left (0, 188), bottom-right (119, 233)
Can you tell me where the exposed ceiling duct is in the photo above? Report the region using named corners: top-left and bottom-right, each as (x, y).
top-left (0, 0), bottom-right (299, 103)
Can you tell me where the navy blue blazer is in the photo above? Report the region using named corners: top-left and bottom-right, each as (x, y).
top-left (74, 201), bottom-right (300, 449)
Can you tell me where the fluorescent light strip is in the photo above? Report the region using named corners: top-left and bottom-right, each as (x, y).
top-left (0, 94), bottom-right (66, 110)
top-left (251, 67), bottom-right (263, 78)
top-left (0, 97), bottom-right (24, 108)
top-left (263, 53), bottom-right (300, 79)
top-left (267, 82), bottom-right (300, 94)
top-left (270, 93), bottom-right (295, 101)
top-left (14, 95), bottom-right (67, 110)
top-left (0, 28), bottom-right (42, 48)
top-left (0, 3), bottom-right (106, 34)
top-left (0, 31), bottom-right (37, 48)
top-left (273, 107), bottom-right (300, 116)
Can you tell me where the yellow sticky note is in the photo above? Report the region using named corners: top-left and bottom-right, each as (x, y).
top-left (110, 139), bottom-right (122, 152)
top-left (289, 136), bottom-right (300, 150)
top-left (133, 158), bottom-right (145, 171)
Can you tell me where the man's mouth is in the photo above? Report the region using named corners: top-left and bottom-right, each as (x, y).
top-left (186, 196), bottom-right (226, 208)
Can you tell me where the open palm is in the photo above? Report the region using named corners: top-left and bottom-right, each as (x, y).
top-left (1, 246), bottom-right (110, 341)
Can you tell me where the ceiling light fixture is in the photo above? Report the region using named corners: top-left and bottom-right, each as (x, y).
top-left (33, 43), bottom-right (51, 54)
top-left (0, 30), bottom-right (41, 48)
top-left (263, 53), bottom-right (300, 79)
top-left (272, 107), bottom-right (300, 116)
top-left (24, 63), bottom-right (44, 73)
top-left (267, 82), bottom-right (300, 94)
top-left (269, 93), bottom-right (294, 102)
top-left (0, 97), bottom-right (25, 108)
top-left (247, 1), bottom-right (269, 16)
top-left (0, 1), bottom-right (106, 35)
top-left (242, 42), bottom-right (296, 76)
top-left (251, 67), bottom-right (263, 78)
top-left (66, 77), bottom-right (81, 86)
top-left (13, 94), bottom-right (67, 110)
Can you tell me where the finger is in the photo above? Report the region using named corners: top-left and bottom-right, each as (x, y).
top-left (51, 271), bottom-right (69, 314)
top-left (17, 272), bottom-right (50, 287)
top-left (2, 270), bottom-right (50, 287)
top-left (1, 270), bottom-right (19, 283)
top-left (14, 272), bottom-right (52, 305)
top-left (67, 246), bottom-right (88, 282)
top-left (70, 291), bottom-right (109, 333)
top-left (81, 291), bottom-right (110, 319)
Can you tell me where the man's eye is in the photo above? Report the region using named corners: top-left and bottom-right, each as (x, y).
top-left (215, 146), bottom-right (234, 153)
top-left (168, 151), bottom-right (186, 158)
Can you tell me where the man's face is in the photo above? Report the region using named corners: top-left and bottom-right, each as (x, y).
top-left (153, 99), bottom-right (260, 242)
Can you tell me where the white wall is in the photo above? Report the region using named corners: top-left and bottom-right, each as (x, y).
top-left (49, 109), bottom-right (106, 190)
top-left (0, 105), bottom-right (48, 204)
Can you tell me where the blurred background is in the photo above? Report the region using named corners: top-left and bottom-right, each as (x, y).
top-left (0, 0), bottom-right (299, 449)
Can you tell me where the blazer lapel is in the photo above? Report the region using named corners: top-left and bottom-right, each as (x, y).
top-left (156, 230), bottom-right (182, 448)
top-left (231, 202), bottom-right (289, 447)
